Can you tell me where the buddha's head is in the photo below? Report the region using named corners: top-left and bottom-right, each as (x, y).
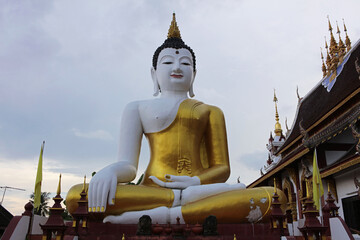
top-left (151, 14), bottom-right (196, 97)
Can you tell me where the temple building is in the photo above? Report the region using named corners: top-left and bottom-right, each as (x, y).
top-left (249, 19), bottom-right (360, 238)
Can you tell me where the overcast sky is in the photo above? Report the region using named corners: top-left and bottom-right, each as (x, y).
top-left (1, 0), bottom-right (360, 215)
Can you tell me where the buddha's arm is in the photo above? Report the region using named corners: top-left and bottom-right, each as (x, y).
top-left (197, 106), bottom-right (230, 184)
top-left (88, 101), bottom-right (143, 212)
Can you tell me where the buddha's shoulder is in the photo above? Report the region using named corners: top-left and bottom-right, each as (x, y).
top-left (186, 99), bottom-right (225, 116)
top-left (123, 99), bottom-right (224, 115)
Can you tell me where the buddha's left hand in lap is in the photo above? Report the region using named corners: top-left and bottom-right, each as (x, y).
top-left (149, 175), bottom-right (200, 189)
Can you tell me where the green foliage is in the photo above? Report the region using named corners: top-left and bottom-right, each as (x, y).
top-left (30, 192), bottom-right (50, 217)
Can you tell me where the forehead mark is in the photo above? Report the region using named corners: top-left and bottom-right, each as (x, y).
top-left (175, 50), bottom-right (179, 54)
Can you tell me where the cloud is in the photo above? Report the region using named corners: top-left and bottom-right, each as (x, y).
top-left (1, 0), bottom-right (360, 215)
top-left (229, 158), bottom-right (262, 186)
top-left (71, 128), bottom-right (113, 141)
top-left (0, 157), bottom-right (84, 215)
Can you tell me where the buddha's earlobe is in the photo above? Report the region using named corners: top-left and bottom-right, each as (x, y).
top-left (189, 84), bottom-right (195, 98)
top-left (151, 67), bottom-right (160, 96)
top-left (189, 71), bottom-right (196, 98)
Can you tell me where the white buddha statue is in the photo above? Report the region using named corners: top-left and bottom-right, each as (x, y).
top-left (66, 14), bottom-right (286, 224)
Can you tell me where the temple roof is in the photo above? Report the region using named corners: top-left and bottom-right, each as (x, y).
top-left (277, 39), bottom-right (360, 155)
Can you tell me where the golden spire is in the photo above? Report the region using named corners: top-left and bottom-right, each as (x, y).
top-left (328, 16), bottom-right (333, 32)
top-left (82, 175), bottom-right (86, 192)
top-left (57, 174), bottom-right (62, 195)
top-left (325, 37), bottom-right (331, 70)
top-left (321, 48), bottom-right (327, 77)
top-left (234, 234), bottom-right (237, 240)
top-left (273, 90), bottom-right (282, 136)
top-left (167, 13), bottom-right (181, 39)
top-left (336, 21), bottom-right (346, 61)
top-left (327, 16), bottom-right (338, 56)
top-left (122, 233), bottom-right (125, 240)
top-left (343, 18), bottom-right (351, 51)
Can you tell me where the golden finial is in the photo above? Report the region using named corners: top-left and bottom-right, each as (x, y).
top-left (305, 179), bottom-right (309, 198)
top-left (273, 90), bottom-right (282, 136)
top-left (167, 13), bottom-right (181, 39)
top-left (122, 233), bottom-right (125, 240)
top-left (321, 48), bottom-right (327, 77)
top-left (327, 16), bottom-right (338, 56)
top-left (336, 21), bottom-right (346, 61)
top-left (343, 18), bottom-right (351, 51)
top-left (327, 15), bottom-right (333, 32)
top-left (325, 36), bottom-right (329, 50)
top-left (82, 175), bottom-right (86, 192)
top-left (57, 174), bottom-right (62, 195)
top-left (325, 37), bottom-right (331, 70)
top-left (234, 234), bottom-right (237, 240)
top-left (273, 178), bottom-right (277, 194)
top-left (327, 181), bottom-right (330, 194)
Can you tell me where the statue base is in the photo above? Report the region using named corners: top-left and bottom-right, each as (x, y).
top-left (58, 221), bottom-right (286, 240)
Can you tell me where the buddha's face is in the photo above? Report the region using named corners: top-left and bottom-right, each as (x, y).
top-left (152, 48), bottom-right (195, 94)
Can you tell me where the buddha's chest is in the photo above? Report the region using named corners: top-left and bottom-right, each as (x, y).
top-left (139, 99), bottom-right (208, 133)
top-left (139, 99), bottom-right (182, 133)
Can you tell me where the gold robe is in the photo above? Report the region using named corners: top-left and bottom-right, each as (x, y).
top-left (66, 99), bottom-right (286, 223)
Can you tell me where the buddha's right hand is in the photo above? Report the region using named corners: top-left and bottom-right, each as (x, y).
top-left (88, 162), bottom-right (136, 212)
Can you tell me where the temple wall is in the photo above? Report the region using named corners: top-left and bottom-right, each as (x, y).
top-left (325, 151), bottom-right (347, 166)
top-left (334, 169), bottom-right (359, 219)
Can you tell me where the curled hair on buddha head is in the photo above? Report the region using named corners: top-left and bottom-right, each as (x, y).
top-left (152, 38), bottom-right (196, 72)
top-left (152, 13), bottom-right (196, 72)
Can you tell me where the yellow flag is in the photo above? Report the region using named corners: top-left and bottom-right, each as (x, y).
top-left (312, 148), bottom-right (324, 210)
top-left (34, 141), bottom-right (45, 209)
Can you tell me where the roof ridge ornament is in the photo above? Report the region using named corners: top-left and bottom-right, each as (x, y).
top-left (327, 16), bottom-right (338, 57)
top-left (321, 48), bottom-right (327, 77)
top-left (322, 17), bottom-right (352, 92)
top-left (167, 13), bottom-right (182, 39)
top-left (324, 37), bottom-right (331, 71)
top-left (343, 19), bottom-right (351, 52)
top-left (336, 21), bottom-right (346, 62)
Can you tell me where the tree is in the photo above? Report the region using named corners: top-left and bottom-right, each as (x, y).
top-left (61, 200), bottom-right (73, 221)
top-left (30, 192), bottom-right (50, 216)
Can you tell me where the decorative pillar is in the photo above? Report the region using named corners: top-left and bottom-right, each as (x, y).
top-left (298, 182), bottom-right (327, 240)
top-left (270, 178), bottom-right (287, 236)
top-left (322, 183), bottom-right (339, 236)
top-left (40, 174), bottom-right (66, 240)
top-left (23, 201), bottom-right (34, 239)
top-left (71, 176), bottom-right (89, 237)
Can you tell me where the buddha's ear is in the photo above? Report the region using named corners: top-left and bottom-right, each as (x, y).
top-left (189, 70), bottom-right (196, 98)
top-left (151, 67), bottom-right (160, 96)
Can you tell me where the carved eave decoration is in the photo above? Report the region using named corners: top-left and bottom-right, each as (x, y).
top-left (300, 102), bottom-right (360, 149)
